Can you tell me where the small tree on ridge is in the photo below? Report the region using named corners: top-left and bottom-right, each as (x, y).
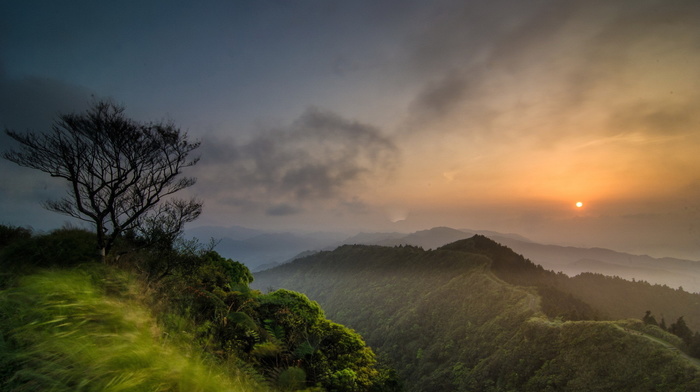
top-left (3, 100), bottom-right (202, 262)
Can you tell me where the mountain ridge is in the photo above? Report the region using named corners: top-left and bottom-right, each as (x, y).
top-left (253, 236), bottom-right (700, 391)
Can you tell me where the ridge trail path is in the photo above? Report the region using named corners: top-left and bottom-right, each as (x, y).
top-left (614, 324), bottom-right (700, 369)
top-left (483, 268), bottom-right (540, 313)
top-left (483, 262), bottom-right (700, 369)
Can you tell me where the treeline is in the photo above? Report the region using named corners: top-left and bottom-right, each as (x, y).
top-left (565, 272), bottom-right (700, 331)
top-left (0, 225), bottom-right (399, 392)
top-left (643, 311), bottom-right (700, 358)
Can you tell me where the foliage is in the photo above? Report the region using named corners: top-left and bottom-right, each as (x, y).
top-left (0, 227), bottom-right (98, 285)
top-left (0, 224), bottom-right (31, 249)
top-left (277, 367), bottom-right (307, 391)
top-left (644, 310), bottom-right (659, 326)
top-left (3, 100), bottom-right (201, 260)
top-left (203, 250), bottom-right (254, 286)
top-left (115, 233), bottom-right (211, 283)
top-left (669, 316), bottom-right (693, 345)
top-left (124, 237), bottom-right (392, 390)
top-left (645, 311), bottom-right (700, 359)
top-left (563, 272), bottom-right (700, 331)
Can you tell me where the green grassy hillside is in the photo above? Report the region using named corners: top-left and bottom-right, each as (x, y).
top-left (0, 267), bottom-right (259, 392)
top-left (254, 240), bottom-right (700, 391)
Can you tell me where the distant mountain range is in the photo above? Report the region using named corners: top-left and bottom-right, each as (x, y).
top-left (185, 225), bottom-right (347, 271)
top-left (186, 225), bottom-right (700, 291)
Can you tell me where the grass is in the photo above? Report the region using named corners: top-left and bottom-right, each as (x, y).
top-left (613, 320), bottom-right (700, 369)
top-left (0, 266), bottom-right (264, 392)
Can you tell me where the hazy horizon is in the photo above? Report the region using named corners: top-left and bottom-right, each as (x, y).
top-left (3, 0), bottom-right (700, 261)
top-left (182, 222), bottom-right (700, 262)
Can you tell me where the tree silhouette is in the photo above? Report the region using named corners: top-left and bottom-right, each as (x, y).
top-left (642, 310), bottom-right (658, 326)
top-left (669, 316), bottom-right (693, 346)
top-left (3, 100), bottom-right (201, 261)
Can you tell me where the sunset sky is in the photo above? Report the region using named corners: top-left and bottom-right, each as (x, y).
top-left (2, 0), bottom-right (700, 259)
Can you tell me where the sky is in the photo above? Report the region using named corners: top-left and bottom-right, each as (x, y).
top-left (2, 0), bottom-right (700, 259)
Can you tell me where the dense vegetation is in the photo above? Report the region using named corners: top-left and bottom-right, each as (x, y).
top-left (0, 225), bottom-right (397, 391)
top-left (439, 236), bottom-right (700, 328)
top-left (255, 237), bottom-right (700, 391)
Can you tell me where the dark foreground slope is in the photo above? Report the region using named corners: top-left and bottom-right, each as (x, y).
top-left (254, 237), bottom-right (700, 392)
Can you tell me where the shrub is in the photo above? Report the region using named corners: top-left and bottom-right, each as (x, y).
top-left (0, 228), bottom-right (98, 282)
top-left (0, 224), bottom-right (32, 249)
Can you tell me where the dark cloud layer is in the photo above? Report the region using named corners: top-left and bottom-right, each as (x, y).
top-left (197, 107), bottom-right (398, 214)
top-left (0, 72), bottom-right (96, 228)
top-left (266, 203), bottom-right (303, 217)
top-left (0, 73), bottom-right (94, 131)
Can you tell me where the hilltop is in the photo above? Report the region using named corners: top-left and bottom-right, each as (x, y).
top-left (254, 236), bottom-right (700, 391)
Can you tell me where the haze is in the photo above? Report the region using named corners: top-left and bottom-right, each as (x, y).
top-left (2, 0), bottom-right (700, 260)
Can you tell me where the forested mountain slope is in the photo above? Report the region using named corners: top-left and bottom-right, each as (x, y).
top-left (254, 237), bottom-right (700, 391)
top-left (439, 236), bottom-right (700, 330)
top-left (342, 226), bottom-right (700, 292)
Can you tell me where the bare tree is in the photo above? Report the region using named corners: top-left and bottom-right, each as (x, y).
top-left (3, 100), bottom-right (202, 262)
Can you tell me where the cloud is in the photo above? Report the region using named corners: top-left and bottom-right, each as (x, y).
top-left (409, 71), bottom-right (471, 119)
top-left (266, 203), bottom-right (303, 216)
top-left (0, 72), bottom-right (96, 171)
top-left (196, 107), bottom-right (399, 212)
top-left (0, 72), bottom-right (95, 132)
top-left (608, 100), bottom-right (700, 138)
top-left (400, 1), bottom-right (580, 136)
top-left (0, 72), bottom-right (97, 229)
top-left (401, 0), bottom-right (700, 146)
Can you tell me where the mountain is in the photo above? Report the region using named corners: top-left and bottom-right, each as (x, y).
top-left (343, 226), bottom-right (700, 292)
top-left (187, 225), bottom-right (533, 273)
top-left (342, 226), bottom-right (530, 250)
top-left (341, 231), bottom-right (406, 245)
top-left (253, 236), bottom-right (700, 391)
top-left (493, 237), bottom-right (700, 292)
top-left (372, 226), bottom-right (473, 249)
top-left (189, 225), bottom-right (700, 291)
top-left (185, 226), bottom-right (348, 271)
top-left (185, 225), bottom-right (265, 241)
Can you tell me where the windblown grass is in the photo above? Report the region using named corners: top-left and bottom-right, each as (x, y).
top-left (0, 266), bottom-right (262, 392)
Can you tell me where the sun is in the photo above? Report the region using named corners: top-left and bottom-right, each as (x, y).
top-left (575, 201), bottom-right (583, 208)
